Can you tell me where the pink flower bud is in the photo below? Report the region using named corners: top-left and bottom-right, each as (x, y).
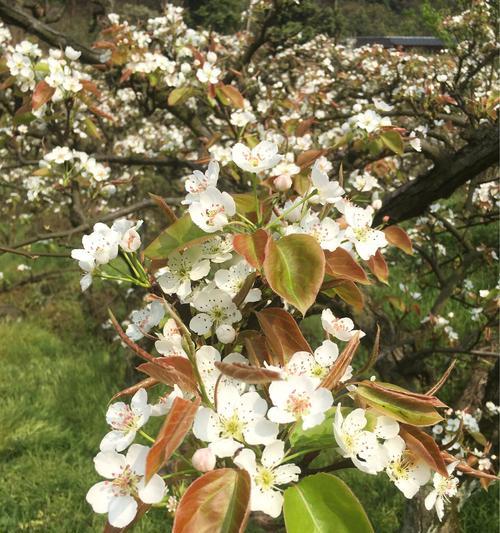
top-left (192, 447), bottom-right (216, 472)
top-left (273, 174), bottom-right (292, 191)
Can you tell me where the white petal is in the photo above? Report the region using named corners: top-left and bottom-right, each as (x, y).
top-left (108, 495), bottom-right (138, 528)
top-left (126, 444), bottom-right (149, 476)
top-left (245, 418), bottom-right (279, 445)
top-left (137, 474), bottom-right (166, 504)
top-left (261, 440), bottom-right (285, 469)
top-left (274, 463), bottom-right (301, 485)
top-left (190, 313), bottom-right (213, 334)
top-left (375, 416), bottom-right (400, 440)
top-left (209, 438), bottom-right (242, 458)
top-left (94, 451), bottom-right (125, 479)
top-left (86, 481), bottom-right (114, 513)
top-left (193, 407), bottom-right (220, 442)
top-left (234, 448), bottom-right (257, 474)
top-left (267, 406), bottom-right (295, 425)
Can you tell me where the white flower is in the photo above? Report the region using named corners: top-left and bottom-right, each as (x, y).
top-left (155, 318), bottom-right (187, 358)
top-left (286, 213), bottom-right (343, 252)
top-left (383, 436), bottom-right (431, 498)
top-left (321, 309), bottom-right (365, 341)
top-left (125, 301), bottom-right (165, 341)
top-left (409, 135), bottom-right (422, 152)
top-left (353, 109), bottom-right (390, 133)
top-left (189, 187), bottom-right (236, 233)
top-left (286, 339), bottom-right (352, 384)
top-left (268, 375), bottom-right (333, 430)
top-left (231, 141), bottom-right (282, 174)
top-left (343, 203), bottom-right (387, 260)
top-left (157, 248), bottom-right (210, 300)
top-left (333, 406), bottom-right (387, 474)
top-left (310, 162), bottom-right (344, 204)
top-left (214, 260), bottom-right (261, 303)
top-left (100, 389), bottom-right (151, 452)
top-left (111, 219), bottom-right (142, 253)
top-left (193, 384), bottom-right (279, 458)
top-left (196, 62), bottom-right (221, 84)
top-left (350, 170), bottom-right (379, 192)
top-left (65, 46), bottom-right (81, 61)
top-left (189, 288), bottom-right (242, 337)
top-left (183, 161), bottom-right (220, 205)
top-left (86, 444), bottom-right (165, 528)
top-left (424, 462), bottom-right (459, 521)
top-left (151, 385), bottom-right (184, 417)
top-left (234, 440), bottom-right (300, 518)
top-left (200, 235), bottom-right (234, 263)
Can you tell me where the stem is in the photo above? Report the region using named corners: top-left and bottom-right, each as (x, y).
top-left (138, 429), bottom-right (155, 444)
top-left (264, 192), bottom-right (315, 230)
top-left (161, 469), bottom-right (197, 479)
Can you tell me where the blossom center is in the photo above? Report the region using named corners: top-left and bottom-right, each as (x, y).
top-left (287, 392), bottom-right (311, 417)
top-left (111, 406), bottom-right (141, 432)
top-left (109, 465), bottom-right (140, 496)
top-left (255, 466), bottom-right (275, 490)
top-left (221, 413), bottom-right (245, 440)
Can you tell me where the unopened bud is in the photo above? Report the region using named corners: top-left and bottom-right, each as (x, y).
top-left (273, 174), bottom-right (292, 191)
top-left (192, 447), bottom-right (216, 472)
top-left (216, 324), bottom-right (236, 344)
top-left (372, 199), bottom-right (382, 210)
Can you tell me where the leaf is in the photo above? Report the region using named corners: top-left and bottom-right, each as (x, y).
top-left (263, 234), bottom-right (325, 315)
top-left (331, 280), bottom-right (364, 310)
top-left (426, 359), bottom-right (457, 396)
top-left (148, 193), bottom-right (177, 224)
top-left (214, 362), bottom-right (282, 384)
top-left (355, 381), bottom-right (445, 427)
top-left (296, 118), bottom-right (315, 137)
top-left (146, 397), bottom-right (200, 482)
top-left (218, 84), bottom-right (244, 109)
top-left (32, 80), bottom-right (55, 110)
top-left (168, 87), bottom-right (195, 106)
top-left (324, 248), bottom-right (370, 285)
top-left (173, 468), bottom-right (251, 533)
top-left (144, 214), bottom-right (210, 260)
top-left (109, 310), bottom-right (155, 363)
top-left (367, 250), bottom-right (389, 284)
top-left (283, 474), bottom-right (374, 533)
top-left (137, 357), bottom-right (198, 395)
top-left (384, 226), bottom-right (413, 255)
top-left (256, 308), bottom-right (312, 365)
top-left (320, 333), bottom-right (360, 390)
top-left (110, 377), bottom-right (158, 403)
top-left (442, 451), bottom-right (499, 481)
top-left (296, 149), bottom-right (326, 169)
top-left (233, 230), bottom-right (268, 269)
top-left (399, 424), bottom-right (448, 477)
top-left (240, 330), bottom-right (272, 367)
top-left (380, 130), bottom-right (404, 156)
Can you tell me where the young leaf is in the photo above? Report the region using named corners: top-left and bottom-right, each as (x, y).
top-left (214, 361), bottom-right (282, 384)
top-left (296, 149), bottom-right (326, 169)
top-left (380, 130), bottom-right (404, 156)
top-left (168, 87), bottom-right (195, 106)
top-left (144, 214), bottom-right (210, 260)
top-left (256, 307), bottom-right (312, 365)
top-left (384, 226), bottom-right (413, 255)
top-left (367, 250), bottom-right (389, 284)
top-left (320, 333), bottom-right (360, 390)
top-left (283, 473), bottom-right (374, 533)
top-left (263, 234), bottom-right (325, 315)
top-left (145, 397), bottom-right (200, 482)
top-left (218, 84), bottom-right (244, 109)
top-left (399, 424), bottom-right (448, 477)
top-left (137, 357), bottom-right (198, 395)
top-left (109, 377), bottom-right (158, 403)
top-left (233, 229), bottom-right (268, 269)
top-left (324, 248), bottom-right (370, 285)
top-left (240, 330), bottom-right (272, 367)
top-left (32, 80), bottom-right (55, 110)
top-left (331, 279), bottom-right (364, 310)
top-left (173, 468), bottom-right (251, 533)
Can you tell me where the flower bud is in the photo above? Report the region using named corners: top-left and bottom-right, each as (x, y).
top-left (192, 447), bottom-right (216, 472)
top-left (65, 46), bottom-right (81, 61)
top-left (120, 228), bottom-right (141, 252)
top-left (216, 324), bottom-right (236, 344)
top-left (206, 51), bottom-right (217, 64)
top-left (273, 174), bottom-right (292, 191)
top-left (371, 199), bottom-right (382, 210)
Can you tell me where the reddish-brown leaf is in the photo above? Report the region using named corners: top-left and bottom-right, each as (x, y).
top-left (214, 362), bottom-right (282, 384)
top-left (324, 248), bottom-right (370, 285)
top-left (233, 230), bottom-right (269, 269)
top-left (296, 149), bottom-right (326, 169)
top-left (296, 118), bottom-right (315, 137)
top-left (426, 359), bottom-right (457, 396)
top-left (399, 424), bottom-right (448, 477)
top-left (320, 332), bottom-right (360, 390)
top-left (367, 250), bottom-right (389, 284)
top-left (442, 451), bottom-right (499, 481)
top-left (80, 79), bottom-right (101, 98)
top-left (256, 308), bottom-right (312, 366)
top-left (109, 310), bottom-right (155, 362)
top-left (149, 193), bottom-right (177, 224)
top-left (145, 397), bottom-right (200, 482)
top-left (240, 330), bottom-right (272, 367)
top-left (218, 84), bottom-right (244, 109)
top-left (173, 468), bottom-right (251, 533)
top-left (356, 381), bottom-right (448, 409)
top-left (137, 357), bottom-right (198, 395)
top-left (32, 80), bottom-right (55, 110)
top-left (110, 377), bottom-right (158, 403)
top-left (331, 279), bottom-right (365, 310)
top-left (384, 226), bottom-right (413, 255)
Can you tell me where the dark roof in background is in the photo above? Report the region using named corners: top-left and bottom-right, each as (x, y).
top-left (355, 36), bottom-right (445, 49)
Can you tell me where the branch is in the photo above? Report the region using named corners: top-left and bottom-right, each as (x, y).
top-left (0, 1), bottom-right (103, 65)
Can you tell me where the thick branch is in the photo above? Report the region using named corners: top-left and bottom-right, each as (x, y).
top-left (374, 123), bottom-right (499, 225)
top-left (0, 1), bottom-right (102, 64)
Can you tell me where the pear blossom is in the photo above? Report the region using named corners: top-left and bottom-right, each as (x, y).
top-left (321, 309), bottom-right (365, 341)
top-left (353, 109), bottom-right (391, 133)
top-left (100, 389), bottom-right (151, 452)
top-left (200, 235), bottom-right (234, 263)
top-left (192, 447), bottom-right (216, 472)
top-left (343, 203), bottom-right (387, 260)
top-left (350, 170), bottom-right (379, 192)
top-left (150, 385), bottom-right (184, 417)
top-left (286, 213), bottom-right (343, 252)
top-left (383, 435), bottom-right (431, 498)
top-left (333, 406), bottom-right (387, 474)
top-left (182, 161), bottom-right (219, 205)
top-left (189, 187), bottom-right (236, 233)
top-left (286, 339), bottom-right (352, 384)
top-left (234, 440), bottom-right (300, 518)
top-left (231, 141), bottom-right (282, 174)
top-left (193, 384), bottom-right (279, 458)
top-left (111, 219), bottom-right (143, 253)
top-left (268, 375), bottom-right (333, 430)
top-left (156, 248), bottom-right (210, 300)
top-left (310, 162), bottom-right (344, 205)
top-left (189, 288), bottom-right (242, 339)
top-left (424, 462), bottom-right (459, 521)
top-left (214, 260), bottom-right (261, 303)
top-left (155, 318), bottom-right (187, 358)
top-left (196, 61), bottom-right (221, 84)
top-left (125, 301), bottom-right (165, 341)
top-left (86, 444), bottom-right (166, 528)
top-left (65, 46), bottom-right (81, 61)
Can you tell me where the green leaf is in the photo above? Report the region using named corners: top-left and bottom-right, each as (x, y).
top-left (168, 87), bottom-right (195, 106)
top-left (173, 468), bottom-right (251, 533)
top-left (283, 473), bottom-right (374, 533)
top-left (380, 131), bottom-right (404, 156)
top-left (144, 214), bottom-right (210, 260)
top-left (263, 234), bottom-right (325, 315)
